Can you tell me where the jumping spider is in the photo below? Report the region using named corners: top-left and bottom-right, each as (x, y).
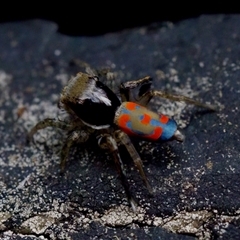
top-left (28, 72), bottom-right (216, 210)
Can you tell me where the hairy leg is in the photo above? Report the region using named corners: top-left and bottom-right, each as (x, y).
top-left (98, 133), bottom-right (138, 211)
top-left (27, 118), bottom-right (71, 143)
top-left (120, 76), bottom-right (152, 102)
top-left (137, 90), bottom-right (218, 111)
top-left (60, 130), bottom-right (90, 172)
top-left (114, 130), bottom-right (153, 195)
top-left (120, 76), bottom-right (217, 110)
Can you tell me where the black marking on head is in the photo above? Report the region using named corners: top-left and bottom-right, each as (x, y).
top-left (66, 80), bottom-right (121, 128)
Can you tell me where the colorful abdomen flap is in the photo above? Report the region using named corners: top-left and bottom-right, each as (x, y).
top-left (114, 102), bottom-right (177, 141)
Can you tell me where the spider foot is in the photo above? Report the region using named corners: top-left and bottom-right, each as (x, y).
top-left (129, 196), bottom-right (138, 212)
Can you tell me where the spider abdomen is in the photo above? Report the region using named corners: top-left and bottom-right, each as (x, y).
top-left (114, 102), bottom-right (178, 141)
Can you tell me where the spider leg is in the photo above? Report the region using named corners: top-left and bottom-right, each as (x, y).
top-left (114, 130), bottom-right (153, 195)
top-left (60, 129), bottom-right (90, 172)
top-left (28, 118), bottom-right (92, 172)
top-left (120, 76), bottom-right (217, 110)
top-left (27, 118), bottom-right (71, 143)
top-left (98, 133), bottom-right (137, 211)
top-left (137, 90), bottom-right (218, 111)
top-left (120, 76), bottom-right (152, 102)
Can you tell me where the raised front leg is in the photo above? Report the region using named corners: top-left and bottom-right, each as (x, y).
top-left (137, 90), bottom-right (218, 111)
top-left (120, 76), bottom-right (152, 102)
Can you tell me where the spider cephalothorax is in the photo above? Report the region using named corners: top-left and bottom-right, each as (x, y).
top-left (60, 73), bottom-right (121, 128)
top-left (28, 72), bottom-right (216, 210)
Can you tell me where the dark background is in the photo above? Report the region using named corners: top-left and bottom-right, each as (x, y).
top-left (1, 6), bottom-right (240, 239)
top-left (0, 4), bottom-right (238, 36)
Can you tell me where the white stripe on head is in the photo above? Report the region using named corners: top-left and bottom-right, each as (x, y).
top-left (79, 78), bottom-right (112, 106)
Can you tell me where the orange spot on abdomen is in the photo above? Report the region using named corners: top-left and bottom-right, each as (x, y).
top-left (118, 114), bottom-right (130, 127)
top-left (148, 126), bottom-right (163, 140)
top-left (141, 114), bottom-right (151, 124)
top-left (160, 114), bottom-right (169, 124)
top-left (125, 102), bottom-right (138, 110)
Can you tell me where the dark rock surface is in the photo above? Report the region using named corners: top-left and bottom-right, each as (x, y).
top-left (0, 15), bottom-right (239, 239)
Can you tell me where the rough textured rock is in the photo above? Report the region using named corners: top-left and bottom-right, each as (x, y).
top-left (0, 15), bottom-right (240, 239)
